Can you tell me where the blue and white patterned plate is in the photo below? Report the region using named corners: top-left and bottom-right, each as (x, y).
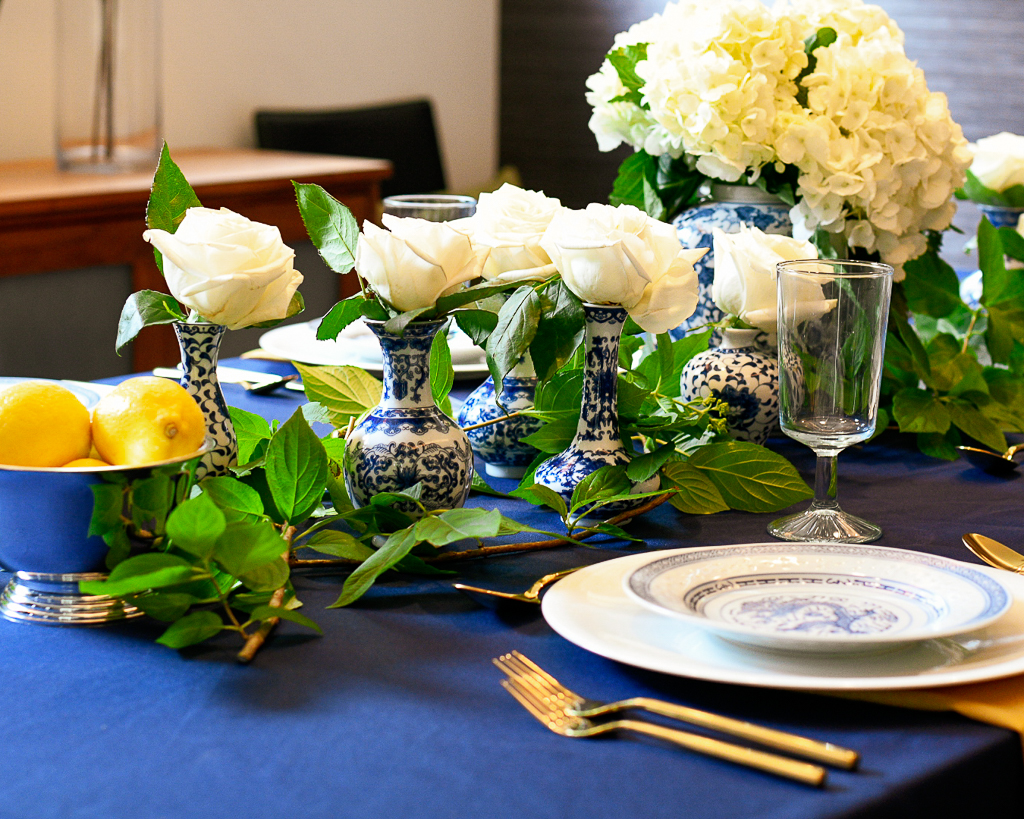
top-left (624, 543), bottom-right (1012, 654)
top-left (0, 377), bottom-right (104, 409)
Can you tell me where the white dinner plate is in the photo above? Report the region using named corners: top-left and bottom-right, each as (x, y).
top-left (542, 547), bottom-right (1024, 691)
top-left (623, 543), bottom-right (1011, 654)
top-left (258, 319), bottom-right (489, 378)
top-left (0, 377), bottom-right (106, 408)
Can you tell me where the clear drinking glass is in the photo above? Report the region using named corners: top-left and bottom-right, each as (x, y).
top-left (382, 194), bottom-right (476, 221)
top-left (768, 259), bottom-right (893, 543)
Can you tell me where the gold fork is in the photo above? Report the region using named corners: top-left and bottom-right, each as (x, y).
top-left (495, 651), bottom-right (859, 770)
top-left (501, 676), bottom-right (827, 786)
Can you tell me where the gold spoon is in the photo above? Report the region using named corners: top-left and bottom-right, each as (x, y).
top-left (962, 533), bottom-right (1024, 574)
top-left (453, 567), bottom-right (582, 608)
top-left (956, 443), bottom-right (1024, 475)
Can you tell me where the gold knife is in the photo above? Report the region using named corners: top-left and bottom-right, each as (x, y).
top-left (963, 533), bottom-right (1024, 574)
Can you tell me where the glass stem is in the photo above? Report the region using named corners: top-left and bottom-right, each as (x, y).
top-left (812, 453), bottom-right (839, 510)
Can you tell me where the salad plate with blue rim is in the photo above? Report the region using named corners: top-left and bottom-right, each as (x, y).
top-left (542, 545), bottom-right (1024, 691)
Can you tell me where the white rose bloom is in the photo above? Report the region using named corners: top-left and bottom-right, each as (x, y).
top-left (712, 225), bottom-right (818, 334)
top-left (143, 207), bottom-right (303, 330)
top-left (450, 184), bottom-right (562, 283)
top-left (542, 204), bottom-right (706, 333)
top-left (968, 133), bottom-right (1024, 192)
top-left (355, 214), bottom-right (487, 313)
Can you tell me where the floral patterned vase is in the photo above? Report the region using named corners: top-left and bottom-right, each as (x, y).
top-left (679, 327), bottom-right (780, 445)
top-left (533, 304), bottom-right (659, 513)
top-left (457, 354), bottom-right (542, 479)
top-left (174, 321), bottom-right (237, 480)
top-left (344, 320), bottom-right (474, 517)
top-left (672, 183), bottom-right (792, 340)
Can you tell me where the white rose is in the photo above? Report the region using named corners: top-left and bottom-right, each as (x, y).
top-left (451, 184), bottom-right (562, 283)
top-left (541, 203), bottom-right (706, 333)
top-left (969, 132), bottom-right (1024, 192)
top-left (712, 225), bottom-right (818, 334)
top-left (355, 214), bottom-right (487, 313)
top-left (143, 207), bottom-right (303, 331)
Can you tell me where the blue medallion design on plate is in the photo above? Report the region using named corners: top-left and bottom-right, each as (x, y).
top-left (344, 320), bottom-right (474, 517)
top-left (533, 304), bottom-right (659, 513)
top-left (174, 322), bottom-right (237, 480)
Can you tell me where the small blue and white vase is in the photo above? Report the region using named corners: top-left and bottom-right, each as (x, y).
top-left (672, 183), bottom-right (792, 340)
top-left (344, 319), bottom-right (474, 517)
top-left (978, 203), bottom-right (1024, 230)
top-left (534, 304), bottom-right (659, 513)
top-left (679, 327), bottom-right (780, 445)
top-left (174, 321), bottom-right (237, 480)
top-left (457, 354), bottom-right (542, 478)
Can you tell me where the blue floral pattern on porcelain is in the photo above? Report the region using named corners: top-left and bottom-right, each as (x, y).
top-left (679, 328), bottom-right (779, 445)
top-left (533, 304), bottom-right (659, 513)
top-left (174, 322), bottom-right (237, 480)
top-left (344, 320), bottom-right (473, 517)
top-left (672, 184), bottom-right (792, 340)
top-left (457, 356), bottom-right (542, 478)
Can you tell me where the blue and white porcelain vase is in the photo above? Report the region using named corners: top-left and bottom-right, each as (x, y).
top-left (679, 327), bottom-right (779, 445)
top-left (977, 203), bottom-right (1024, 230)
top-left (533, 304), bottom-right (659, 512)
top-left (672, 183), bottom-right (792, 339)
top-left (174, 321), bottom-right (237, 480)
top-left (457, 354), bottom-right (541, 478)
top-left (344, 319), bottom-right (474, 517)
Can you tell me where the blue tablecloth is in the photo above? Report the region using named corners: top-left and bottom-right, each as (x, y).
top-left (3, 360), bottom-right (1022, 819)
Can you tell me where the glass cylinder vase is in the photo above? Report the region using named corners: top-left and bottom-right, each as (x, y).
top-left (344, 320), bottom-right (474, 517)
top-left (55, 0), bottom-right (162, 173)
top-left (533, 304), bottom-right (659, 513)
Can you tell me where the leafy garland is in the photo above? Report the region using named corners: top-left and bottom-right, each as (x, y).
top-left (83, 150), bottom-right (814, 661)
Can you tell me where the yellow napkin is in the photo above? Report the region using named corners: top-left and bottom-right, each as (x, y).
top-left (837, 675), bottom-right (1024, 752)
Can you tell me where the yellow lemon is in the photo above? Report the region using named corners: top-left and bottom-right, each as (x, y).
top-left (0, 382), bottom-right (92, 467)
top-left (92, 376), bottom-right (206, 466)
top-left (63, 458), bottom-right (112, 468)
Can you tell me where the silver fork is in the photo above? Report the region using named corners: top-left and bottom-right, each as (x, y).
top-left (501, 676), bottom-right (827, 787)
top-left (495, 651), bottom-right (859, 770)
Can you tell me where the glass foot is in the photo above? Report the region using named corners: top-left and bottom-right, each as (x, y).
top-left (768, 506), bottom-right (882, 544)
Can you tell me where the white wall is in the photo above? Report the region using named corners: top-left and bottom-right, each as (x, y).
top-left (0, 0), bottom-right (500, 191)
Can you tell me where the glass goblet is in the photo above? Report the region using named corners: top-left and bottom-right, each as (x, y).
top-left (768, 259), bottom-right (893, 543)
top-left (382, 194), bottom-right (476, 221)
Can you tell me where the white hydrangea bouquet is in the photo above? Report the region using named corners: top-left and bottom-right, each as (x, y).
top-left (586, 0), bottom-right (972, 275)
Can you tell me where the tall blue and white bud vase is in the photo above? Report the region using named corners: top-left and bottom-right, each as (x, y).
top-left (344, 320), bottom-right (474, 517)
top-left (533, 304), bottom-right (659, 512)
top-left (672, 184), bottom-right (792, 339)
top-left (457, 354), bottom-right (541, 478)
top-left (174, 322), bottom-right (237, 480)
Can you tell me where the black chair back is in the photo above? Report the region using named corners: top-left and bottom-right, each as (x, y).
top-left (254, 99), bottom-right (446, 198)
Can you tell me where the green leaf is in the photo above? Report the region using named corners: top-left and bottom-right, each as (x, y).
top-left (430, 329), bottom-right (454, 408)
top-left (305, 530), bottom-right (375, 560)
top-left (530, 280), bottom-right (585, 382)
top-left (892, 314), bottom-right (932, 383)
top-left (570, 465), bottom-right (632, 513)
top-left (200, 476), bottom-right (264, 523)
top-left (115, 290), bottom-right (186, 354)
top-left (129, 473), bottom-right (175, 534)
top-left (795, 27), bottom-right (837, 107)
top-left (509, 483), bottom-right (569, 518)
top-left (131, 592), bottom-right (195, 622)
top-left (294, 363), bottom-right (383, 428)
top-left (229, 406), bottom-right (274, 465)
top-left (521, 415), bottom-right (579, 454)
top-left (986, 302), bottom-right (1024, 365)
top-left (264, 409), bottom-right (329, 524)
top-left (660, 461), bottom-right (728, 514)
top-left (329, 528), bottom-right (421, 607)
top-left (413, 508), bottom-right (504, 546)
top-left (79, 553), bottom-right (197, 597)
top-left (617, 377), bottom-right (650, 419)
top-left (214, 519), bottom-right (288, 578)
top-left (434, 281), bottom-right (516, 314)
top-left (901, 248), bottom-right (962, 318)
top-left (626, 443), bottom-right (675, 483)
top-left (384, 307), bottom-right (433, 336)
top-left (534, 370), bottom-right (584, 413)
top-left (607, 43), bottom-right (649, 108)
top-left (589, 521), bottom-right (644, 542)
top-left (89, 483), bottom-right (125, 537)
top-left (610, 151), bottom-right (655, 210)
top-left (688, 442), bottom-right (813, 513)
top-left (1000, 226), bottom-right (1024, 262)
top-left (147, 143), bottom-right (202, 234)
top-left (917, 429), bottom-right (961, 461)
top-left (317, 297), bottom-right (367, 341)
top-left (238, 558), bottom-right (290, 592)
top-left (249, 604), bottom-right (322, 634)
top-left (293, 181), bottom-right (359, 274)
top-left (103, 528), bottom-right (131, 571)
top-left (485, 286), bottom-right (542, 388)
top-left (960, 169), bottom-right (1024, 207)
top-left (892, 387), bottom-right (950, 434)
top-left (156, 611), bottom-right (224, 649)
top-left (947, 398), bottom-right (1007, 453)
top-left (454, 309), bottom-right (499, 347)
top-left (470, 471), bottom-right (508, 498)
top-left (166, 493), bottom-right (226, 559)
top-left (980, 217), bottom-right (1024, 307)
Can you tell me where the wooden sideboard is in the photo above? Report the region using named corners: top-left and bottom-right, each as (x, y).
top-left (0, 148), bottom-right (392, 371)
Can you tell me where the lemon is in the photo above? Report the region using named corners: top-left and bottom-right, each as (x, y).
top-left (0, 382), bottom-right (92, 467)
top-left (63, 458), bottom-right (111, 468)
top-left (92, 377), bottom-right (206, 466)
